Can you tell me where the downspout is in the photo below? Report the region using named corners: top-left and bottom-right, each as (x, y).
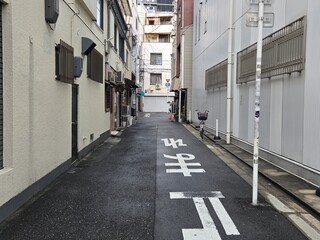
top-left (226, 0), bottom-right (234, 144)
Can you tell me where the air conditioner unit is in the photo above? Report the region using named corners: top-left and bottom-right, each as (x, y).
top-left (155, 84), bottom-right (161, 90)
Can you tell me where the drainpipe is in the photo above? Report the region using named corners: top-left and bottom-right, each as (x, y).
top-left (226, 0), bottom-right (234, 144)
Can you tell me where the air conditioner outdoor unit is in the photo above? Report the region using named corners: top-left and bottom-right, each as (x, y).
top-left (155, 84), bottom-right (161, 90)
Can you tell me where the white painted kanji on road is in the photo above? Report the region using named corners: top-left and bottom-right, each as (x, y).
top-left (161, 138), bottom-right (187, 148)
top-left (170, 191), bottom-right (240, 240)
top-left (164, 153), bottom-right (205, 177)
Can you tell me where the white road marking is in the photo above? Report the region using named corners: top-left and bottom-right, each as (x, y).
top-left (161, 138), bottom-right (187, 148)
top-left (182, 198), bottom-right (221, 240)
top-left (170, 191), bottom-right (224, 199)
top-left (144, 113), bottom-right (151, 117)
top-left (164, 154), bottom-right (205, 177)
top-left (170, 191), bottom-right (240, 239)
top-left (209, 197), bottom-right (240, 235)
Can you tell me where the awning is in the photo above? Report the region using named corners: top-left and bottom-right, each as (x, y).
top-left (105, 80), bottom-right (117, 87)
top-left (125, 79), bottom-right (139, 88)
top-left (170, 77), bottom-right (180, 91)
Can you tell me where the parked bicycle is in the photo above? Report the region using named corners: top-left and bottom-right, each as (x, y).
top-left (196, 110), bottom-right (209, 139)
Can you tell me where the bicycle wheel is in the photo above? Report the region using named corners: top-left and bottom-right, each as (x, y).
top-left (200, 128), bottom-right (204, 139)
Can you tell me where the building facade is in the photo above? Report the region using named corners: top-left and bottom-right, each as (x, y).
top-left (0, 0), bottom-right (138, 224)
top-left (192, 0), bottom-right (320, 186)
top-left (139, 2), bottom-right (175, 112)
top-left (171, 0), bottom-right (193, 122)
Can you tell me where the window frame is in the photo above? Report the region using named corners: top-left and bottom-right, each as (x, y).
top-left (150, 73), bottom-right (162, 85)
top-left (87, 48), bottom-right (103, 83)
top-left (150, 53), bottom-right (162, 65)
top-left (96, 0), bottom-right (103, 30)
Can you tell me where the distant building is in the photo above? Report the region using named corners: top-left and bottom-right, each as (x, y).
top-left (138, 1), bottom-right (175, 112)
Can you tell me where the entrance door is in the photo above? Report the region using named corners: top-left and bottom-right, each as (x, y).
top-left (72, 85), bottom-right (78, 161)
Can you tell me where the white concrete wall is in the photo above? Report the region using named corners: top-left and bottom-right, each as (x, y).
top-left (0, 0), bottom-right (109, 207)
top-left (142, 42), bottom-right (172, 94)
top-left (192, 0), bottom-right (320, 183)
top-left (143, 94), bottom-right (174, 112)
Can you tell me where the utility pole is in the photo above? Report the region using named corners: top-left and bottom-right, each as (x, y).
top-left (246, 0), bottom-right (274, 205)
top-left (252, 0), bottom-right (264, 205)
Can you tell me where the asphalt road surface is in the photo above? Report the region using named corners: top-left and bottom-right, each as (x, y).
top-left (0, 113), bottom-right (307, 240)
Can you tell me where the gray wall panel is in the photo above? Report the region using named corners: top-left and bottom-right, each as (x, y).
top-left (281, 73), bottom-right (304, 162)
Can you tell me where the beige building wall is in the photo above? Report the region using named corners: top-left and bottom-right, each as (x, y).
top-left (0, 0), bottom-right (109, 219)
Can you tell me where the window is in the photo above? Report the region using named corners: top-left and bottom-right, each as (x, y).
top-left (150, 53), bottom-right (162, 65)
top-left (96, 0), bottom-right (103, 29)
top-left (119, 35), bottom-right (125, 61)
top-left (105, 84), bottom-right (112, 112)
top-left (159, 34), bottom-right (170, 42)
top-left (160, 17), bottom-right (171, 25)
top-left (149, 20), bottom-right (155, 25)
top-left (150, 73), bottom-right (162, 85)
top-left (87, 48), bottom-right (103, 83)
top-left (55, 40), bottom-right (74, 84)
top-left (147, 34), bottom-right (158, 42)
top-left (114, 24), bottom-right (117, 51)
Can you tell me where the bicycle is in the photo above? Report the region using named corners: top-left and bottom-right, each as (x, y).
top-left (196, 110), bottom-right (209, 139)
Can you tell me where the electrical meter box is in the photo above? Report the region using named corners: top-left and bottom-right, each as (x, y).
top-left (74, 57), bottom-right (83, 78)
top-left (45, 0), bottom-right (59, 24)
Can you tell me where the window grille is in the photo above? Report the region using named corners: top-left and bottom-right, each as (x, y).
top-left (87, 48), bottom-right (103, 83)
top-left (205, 59), bottom-right (228, 90)
top-left (55, 40), bottom-right (74, 84)
top-left (237, 16), bottom-right (306, 84)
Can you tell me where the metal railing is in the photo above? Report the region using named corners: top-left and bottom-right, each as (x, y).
top-left (237, 16), bottom-right (306, 84)
top-left (205, 59), bottom-right (228, 90)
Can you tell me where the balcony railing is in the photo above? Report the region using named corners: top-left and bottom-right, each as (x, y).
top-left (205, 59), bottom-right (228, 90)
top-left (237, 16), bottom-right (306, 84)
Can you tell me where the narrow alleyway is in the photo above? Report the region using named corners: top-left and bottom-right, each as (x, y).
top-left (0, 113), bottom-right (310, 239)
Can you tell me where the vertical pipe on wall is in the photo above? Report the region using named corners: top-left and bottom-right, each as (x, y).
top-left (226, 0), bottom-right (234, 144)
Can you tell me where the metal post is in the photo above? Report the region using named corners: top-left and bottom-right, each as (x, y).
top-left (214, 119), bottom-right (221, 140)
top-left (226, 0), bottom-right (234, 144)
top-left (252, 0), bottom-right (264, 206)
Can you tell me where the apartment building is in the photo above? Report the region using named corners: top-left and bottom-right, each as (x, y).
top-left (139, 1), bottom-right (175, 112)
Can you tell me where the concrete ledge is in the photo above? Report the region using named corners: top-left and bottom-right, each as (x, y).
top-left (0, 158), bottom-right (71, 224)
